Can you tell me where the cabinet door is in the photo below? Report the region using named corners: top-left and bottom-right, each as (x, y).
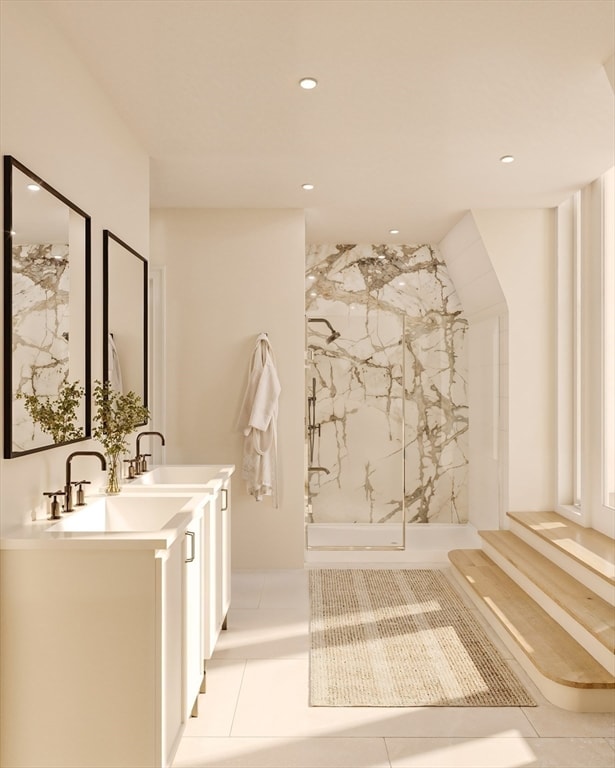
top-left (220, 479), bottom-right (232, 623)
top-left (202, 494), bottom-right (219, 661)
top-left (183, 512), bottom-right (203, 719)
top-left (159, 535), bottom-right (184, 767)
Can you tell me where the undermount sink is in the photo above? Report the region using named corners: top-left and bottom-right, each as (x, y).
top-left (128, 464), bottom-right (232, 488)
top-left (46, 494), bottom-right (197, 533)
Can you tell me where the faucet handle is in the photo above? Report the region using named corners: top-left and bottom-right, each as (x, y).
top-left (124, 459), bottom-right (137, 480)
top-left (43, 490), bottom-right (64, 520)
top-left (140, 453), bottom-right (152, 473)
top-left (72, 480), bottom-right (91, 506)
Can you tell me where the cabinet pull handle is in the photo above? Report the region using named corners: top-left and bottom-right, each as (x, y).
top-left (185, 531), bottom-right (195, 563)
top-left (221, 488), bottom-right (228, 511)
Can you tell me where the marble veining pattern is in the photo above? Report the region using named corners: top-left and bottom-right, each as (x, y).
top-left (306, 244), bottom-right (468, 526)
top-left (12, 243), bottom-right (70, 451)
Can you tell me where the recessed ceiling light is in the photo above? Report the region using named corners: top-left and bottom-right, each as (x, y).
top-left (309, 291), bottom-right (317, 297)
top-left (307, 275), bottom-right (316, 281)
top-left (26, 182), bottom-right (41, 191)
top-left (398, 281), bottom-right (406, 287)
top-left (377, 254), bottom-right (386, 260)
top-left (302, 183), bottom-right (315, 191)
top-left (299, 77), bottom-right (318, 90)
top-left (500, 155), bottom-right (515, 164)
top-left (389, 229), bottom-right (400, 235)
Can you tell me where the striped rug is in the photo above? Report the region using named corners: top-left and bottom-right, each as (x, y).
top-left (309, 568), bottom-right (536, 707)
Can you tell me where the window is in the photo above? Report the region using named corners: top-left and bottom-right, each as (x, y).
top-left (557, 167), bottom-right (614, 531)
top-left (602, 168), bottom-right (614, 510)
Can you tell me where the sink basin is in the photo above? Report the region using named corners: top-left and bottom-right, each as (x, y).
top-left (127, 464), bottom-right (233, 489)
top-left (46, 494), bottom-right (198, 533)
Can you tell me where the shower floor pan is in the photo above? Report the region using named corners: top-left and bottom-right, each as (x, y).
top-left (305, 522), bottom-right (480, 564)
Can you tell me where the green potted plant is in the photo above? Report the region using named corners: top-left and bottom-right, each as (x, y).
top-left (92, 380), bottom-right (150, 494)
top-left (17, 380), bottom-right (85, 444)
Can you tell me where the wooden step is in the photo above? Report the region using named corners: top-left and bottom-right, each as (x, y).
top-left (480, 530), bottom-right (615, 661)
top-left (448, 548), bottom-right (615, 712)
top-left (507, 511), bottom-right (615, 587)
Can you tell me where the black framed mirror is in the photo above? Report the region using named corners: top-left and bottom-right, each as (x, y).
top-left (3, 156), bottom-right (91, 458)
top-left (102, 230), bottom-right (148, 418)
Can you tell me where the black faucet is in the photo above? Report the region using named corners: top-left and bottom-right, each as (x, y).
top-left (64, 451), bottom-right (107, 512)
top-left (135, 431), bottom-right (166, 474)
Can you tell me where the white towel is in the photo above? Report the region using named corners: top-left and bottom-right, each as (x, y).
top-left (237, 333), bottom-right (281, 504)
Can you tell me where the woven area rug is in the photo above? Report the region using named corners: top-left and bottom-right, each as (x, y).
top-left (309, 569), bottom-right (536, 707)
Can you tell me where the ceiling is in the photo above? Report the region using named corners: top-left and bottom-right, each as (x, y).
top-left (42, 0), bottom-right (614, 244)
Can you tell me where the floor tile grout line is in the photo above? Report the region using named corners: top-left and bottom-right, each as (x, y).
top-left (227, 658), bottom-right (248, 737)
top-left (519, 704), bottom-right (542, 737)
top-left (382, 734), bottom-right (394, 768)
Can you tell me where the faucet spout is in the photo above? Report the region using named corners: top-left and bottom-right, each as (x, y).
top-left (136, 431), bottom-right (166, 454)
top-left (135, 431), bottom-right (166, 474)
top-left (65, 451), bottom-right (107, 512)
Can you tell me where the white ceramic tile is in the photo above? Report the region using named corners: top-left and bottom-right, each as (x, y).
top-left (387, 735), bottom-right (615, 768)
top-left (438, 211), bottom-right (481, 256)
top-left (447, 240), bottom-right (493, 289)
top-left (183, 660), bottom-right (246, 737)
top-left (387, 734), bottom-right (535, 768)
top-left (213, 609), bottom-right (309, 660)
top-left (459, 270), bottom-right (506, 317)
top-left (523, 737), bottom-right (615, 767)
top-left (230, 658), bottom-right (536, 739)
top-left (258, 569), bottom-right (309, 612)
top-left (172, 736), bottom-right (391, 768)
top-left (231, 570), bottom-right (265, 609)
top-left (520, 703), bottom-right (615, 738)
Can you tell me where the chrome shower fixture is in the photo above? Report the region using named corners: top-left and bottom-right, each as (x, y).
top-left (307, 317), bottom-right (340, 343)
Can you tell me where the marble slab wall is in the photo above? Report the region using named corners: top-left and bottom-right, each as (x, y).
top-left (306, 244), bottom-right (468, 526)
top-left (12, 243), bottom-right (70, 451)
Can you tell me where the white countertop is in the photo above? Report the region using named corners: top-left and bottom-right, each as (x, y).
top-left (0, 464), bottom-right (234, 551)
top-left (123, 463), bottom-right (235, 493)
top-left (0, 491), bottom-right (209, 551)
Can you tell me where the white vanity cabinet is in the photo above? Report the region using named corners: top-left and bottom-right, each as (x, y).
top-left (183, 505), bottom-right (205, 719)
top-left (202, 474), bottom-right (232, 663)
top-left (122, 465), bottom-right (235, 674)
top-left (0, 498), bottom-right (207, 768)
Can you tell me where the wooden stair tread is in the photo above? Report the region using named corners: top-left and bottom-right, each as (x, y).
top-left (448, 548), bottom-right (615, 689)
top-left (507, 511), bottom-right (615, 586)
top-left (480, 530), bottom-right (615, 654)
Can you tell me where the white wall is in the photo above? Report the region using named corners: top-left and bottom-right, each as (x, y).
top-left (440, 209), bottom-right (556, 522)
top-left (149, 208), bottom-right (306, 568)
top-left (472, 209), bottom-right (556, 513)
top-left (439, 212), bottom-right (508, 530)
top-left (0, 1), bottom-right (149, 531)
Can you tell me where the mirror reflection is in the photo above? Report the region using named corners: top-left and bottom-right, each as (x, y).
top-left (103, 230), bottom-right (148, 416)
top-left (3, 156), bottom-right (91, 458)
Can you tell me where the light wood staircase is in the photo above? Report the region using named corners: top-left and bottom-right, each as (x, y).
top-left (448, 510), bottom-right (615, 712)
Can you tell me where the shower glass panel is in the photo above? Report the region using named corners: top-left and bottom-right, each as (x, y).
top-left (305, 243), bottom-right (469, 553)
top-left (305, 310), bottom-right (405, 550)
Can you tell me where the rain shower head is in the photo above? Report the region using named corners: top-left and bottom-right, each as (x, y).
top-left (308, 317), bottom-right (340, 344)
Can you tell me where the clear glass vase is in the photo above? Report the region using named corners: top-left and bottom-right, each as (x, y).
top-left (105, 453), bottom-right (121, 495)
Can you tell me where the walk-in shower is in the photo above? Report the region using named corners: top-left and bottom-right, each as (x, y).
top-left (305, 243), bottom-right (470, 558)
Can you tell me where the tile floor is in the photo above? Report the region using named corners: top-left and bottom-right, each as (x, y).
top-left (172, 567), bottom-right (615, 768)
